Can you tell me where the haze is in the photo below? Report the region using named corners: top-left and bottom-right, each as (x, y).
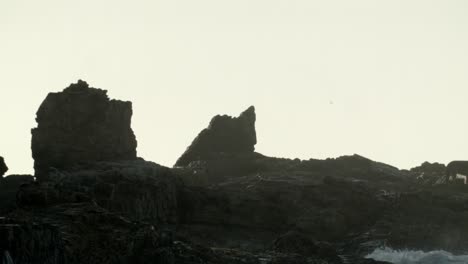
top-left (1, 0), bottom-right (468, 175)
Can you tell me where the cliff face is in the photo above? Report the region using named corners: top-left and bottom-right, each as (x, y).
top-left (31, 80), bottom-right (137, 180)
top-left (18, 160), bottom-right (180, 224)
top-left (1, 203), bottom-right (184, 264)
top-left (175, 106), bottom-right (256, 167)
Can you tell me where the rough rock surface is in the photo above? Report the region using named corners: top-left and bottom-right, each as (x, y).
top-left (0, 156), bottom-right (8, 177)
top-left (175, 106), bottom-right (257, 167)
top-left (1, 201), bottom-right (375, 264)
top-left (409, 161), bottom-right (446, 185)
top-left (0, 175), bottom-right (34, 215)
top-left (272, 230), bottom-right (341, 262)
top-left (178, 164), bottom-right (395, 248)
top-left (1, 203), bottom-right (190, 264)
top-left (31, 80), bottom-right (137, 180)
top-left (446, 160), bottom-right (468, 181)
top-left (172, 107), bottom-right (468, 260)
top-left (7, 93), bottom-right (466, 264)
top-left (17, 160), bottom-right (179, 223)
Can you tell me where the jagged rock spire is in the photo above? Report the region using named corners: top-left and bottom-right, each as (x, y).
top-left (175, 106), bottom-right (257, 167)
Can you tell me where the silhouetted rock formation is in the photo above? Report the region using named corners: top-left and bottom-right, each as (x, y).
top-left (31, 80), bottom-right (137, 181)
top-left (7, 84), bottom-right (468, 263)
top-left (175, 106), bottom-right (257, 167)
top-left (0, 156), bottom-right (8, 177)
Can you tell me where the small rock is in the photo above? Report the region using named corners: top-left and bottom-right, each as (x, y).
top-left (0, 156), bottom-right (7, 177)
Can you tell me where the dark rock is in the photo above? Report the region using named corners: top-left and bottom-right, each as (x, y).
top-left (178, 152), bottom-right (262, 184)
top-left (31, 80), bottom-right (137, 181)
top-left (272, 230), bottom-right (341, 263)
top-left (1, 201), bottom-right (351, 264)
top-left (0, 156), bottom-right (8, 177)
top-left (272, 231), bottom-right (320, 256)
top-left (0, 175), bottom-right (34, 215)
top-left (254, 154), bottom-right (404, 183)
top-left (1, 203), bottom-right (179, 264)
top-left (175, 106), bottom-right (256, 167)
top-left (410, 161), bottom-right (446, 185)
top-left (382, 187), bottom-right (468, 253)
top-left (17, 160), bottom-right (179, 223)
top-left (177, 170), bottom-right (390, 251)
top-left (446, 160), bottom-right (468, 182)
top-left (9, 88), bottom-right (467, 263)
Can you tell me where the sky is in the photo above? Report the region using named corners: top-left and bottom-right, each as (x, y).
top-left (1, 0), bottom-right (468, 175)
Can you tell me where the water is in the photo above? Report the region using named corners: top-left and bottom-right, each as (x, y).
top-left (2, 251), bottom-right (14, 264)
top-left (366, 247), bottom-right (468, 264)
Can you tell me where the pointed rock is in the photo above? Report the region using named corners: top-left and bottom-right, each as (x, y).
top-left (0, 156), bottom-right (8, 177)
top-left (31, 80), bottom-right (138, 180)
top-left (175, 106), bottom-right (257, 167)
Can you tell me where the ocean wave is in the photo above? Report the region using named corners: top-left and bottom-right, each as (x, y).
top-left (366, 247), bottom-right (468, 264)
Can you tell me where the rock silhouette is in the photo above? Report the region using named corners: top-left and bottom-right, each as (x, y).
top-left (31, 80), bottom-right (137, 181)
top-left (8, 80), bottom-right (468, 263)
top-left (175, 106), bottom-right (257, 167)
top-left (0, 156), bottom-right (7, 177)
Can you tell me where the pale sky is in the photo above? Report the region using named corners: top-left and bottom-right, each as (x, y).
top-left (1, 0), bottom-right (468, 175)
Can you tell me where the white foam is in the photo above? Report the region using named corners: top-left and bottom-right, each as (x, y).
top-left (366, 247), bottom-right (468, 264)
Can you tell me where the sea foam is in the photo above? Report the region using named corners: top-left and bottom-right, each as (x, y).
top-left (366, 247), bottom-right (468, 264)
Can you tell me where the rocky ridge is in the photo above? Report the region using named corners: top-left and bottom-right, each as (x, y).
top-left (4, 80), bottom-right (468, 263)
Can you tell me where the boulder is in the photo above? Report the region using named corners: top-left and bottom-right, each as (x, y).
top-left (0, 156), bottom-right (8, 177)
top-left (175, 106), bottom-right (256, 167)
top-left (31, 80), bottom-right (137, 180)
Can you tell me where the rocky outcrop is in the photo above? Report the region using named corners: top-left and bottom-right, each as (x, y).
top-left (175, 106), bottom-right (257, 167)
top-left (410, 161), bottom-right (446, 185)
top-left (17, 160), bottom-right (179, 223)
top-left (31, 80), bottom-right (137, 181)
top-left (0, 156), bottom-right (8, 177)
top-left (178, 171), bottom-right (390, 247)
top-left (5, 80), bottom-right (466, 263)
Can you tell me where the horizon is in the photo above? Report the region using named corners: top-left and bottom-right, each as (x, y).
top-left (2, 0), bottom-right (468, 174)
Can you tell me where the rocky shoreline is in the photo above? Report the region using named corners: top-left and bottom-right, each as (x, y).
top-left (1, 81), bottom-right (467, 264)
